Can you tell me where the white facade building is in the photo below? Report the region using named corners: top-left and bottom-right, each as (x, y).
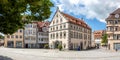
top-left (24, 22), bottom-right (38, 48)
top-left (49, 9), bottom-right (91, 50)
top-left (24, 21), bottom-right (49, 48)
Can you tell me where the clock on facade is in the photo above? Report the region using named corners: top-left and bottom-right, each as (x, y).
top-left (115, 14), bottom-right (119, 18)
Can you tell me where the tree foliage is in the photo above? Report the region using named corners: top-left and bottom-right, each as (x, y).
top-left (101, 34), bottom-right (108, 45)
top-left (0, 0), bottom-right (53, 34)
top-left (0, 35), bottom-right (4, 39)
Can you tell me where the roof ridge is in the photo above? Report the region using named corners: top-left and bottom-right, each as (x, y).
top-left (60, 12), bottom-right (91, 30)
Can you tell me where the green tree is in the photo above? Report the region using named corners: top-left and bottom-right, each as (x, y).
top-left (0, 35), bottom-right (4, 39)
top-left (58, 44), bottom-right (62, 51)
top-left (101, 34), bottom-right (108, 45)
top-left (0, 0), bottom-right (53, 34)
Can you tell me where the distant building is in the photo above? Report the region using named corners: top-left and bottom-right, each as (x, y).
top-left (49, 9), bottom-right (91, 50)
top-left (106, 8), bottom-right (120, 51)
top-left (4, 29), bottom-right (24, 48)
top-left (24, 21), bottom-right (49, 48)
top-left (93, 30), bottom-right (105, 46)
top-left (91, 32), bottom-right (95, 47)
top-left (37, 22), bottom-right (49, 48)
top-left (24, 22), bottom-right (38, 48)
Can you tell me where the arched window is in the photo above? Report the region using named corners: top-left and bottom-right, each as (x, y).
top-left (64, 32), bottom-right (66, 38)
top-left (60, 25), bottom-right (62, 29)
top-left (51, 34), bottom-right (52, 39)
top-left (56, 26), bottom-right (58, 30)
top-left (64, 24), bottom-right (66, 28)
top-left (60, 18), bottom-right (62, 22)
top-left (56, 33), bottom-right (58, 38)
top-left (60, 32), bottom-right (62, 39)
top-left (53, 33), bottom-right (55, 39)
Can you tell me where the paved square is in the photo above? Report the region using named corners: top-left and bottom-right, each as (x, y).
top-left (0, 47), bottom-right (120, 60)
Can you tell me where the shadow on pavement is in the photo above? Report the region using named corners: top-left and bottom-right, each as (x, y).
top-left (0, 55), bottom-right (13, 60)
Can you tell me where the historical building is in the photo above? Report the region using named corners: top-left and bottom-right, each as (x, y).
top-left (24, 22), bottom-right (38, 48)
top-left (37, 22), bottom-right (49, 48)
top-left (24, 21), bottom-right (49, 48)
top-left (4, 29), bottom-right (24, 48)
top-left (93, 30), bottom-right (105, 46)
top-left (49, 9), bottom-right (91, 50)
top-left (106, 8), bottom-right (120, 51)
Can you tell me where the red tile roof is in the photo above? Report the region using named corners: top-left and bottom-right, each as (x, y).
top-left (37, 22), bottom-right (50, 32)
top-left (61, 12), bottom-right (91, 30)
top-left (111, 8), bottom-right (120, 14)
top-left (106, 8), bottom-right (120, 20)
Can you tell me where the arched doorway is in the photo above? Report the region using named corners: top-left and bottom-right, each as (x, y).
top-left (54, 41), bottom-right (61, 48)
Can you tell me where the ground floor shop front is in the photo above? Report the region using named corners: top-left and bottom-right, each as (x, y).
top-left (108, 40), bottom-right (120, 51)
top-left (4, 41), bottom-right (24, 48)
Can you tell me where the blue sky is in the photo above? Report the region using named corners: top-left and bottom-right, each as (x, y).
top-left (48, 0), bottom-right (120, 32)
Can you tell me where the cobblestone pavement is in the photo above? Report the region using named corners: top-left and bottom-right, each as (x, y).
top-left (0, 47), bottom-right (120, 60)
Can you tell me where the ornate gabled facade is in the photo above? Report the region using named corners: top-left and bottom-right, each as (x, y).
top-left (106, 8), bottom-right (120, 51)
top-left (37, 22), bottom-right (49, 48)
top-left (49, 9), bottom-right (91, 50)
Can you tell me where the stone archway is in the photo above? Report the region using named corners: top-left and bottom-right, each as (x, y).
top-left (54, 41), bottom-right (59, 48)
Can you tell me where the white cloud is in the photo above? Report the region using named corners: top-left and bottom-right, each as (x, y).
top-left (52, 0), bottom-right (120, 23)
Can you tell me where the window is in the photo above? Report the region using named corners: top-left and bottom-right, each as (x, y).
top-left (64, 32), bottom-right (66, 38)
top-left (74, 32), bottom-right (76, 38)
top-left (41, 38), bottom-right (43, 41)
top-left (51, 28), bottom-right (52, 31)
top-left (25, 37), bottom-right (29, 40)
top-left (113, 34), bottom-right (120, 40)
top-left (33, 25), bottom-right (36, 28)
top-left (16, 35), bottom-right (18, 38)
top-left (115, 20), bottom-right (118, 24)
top-left (33, 31), bottom-right (36, 35)
top-left (20, 36), bottom-right (22, 38)
top-left (60, 18), bottom-right (62, 22)
top-left (39, 38), bottom-right (41, 40)
top-left (19, 30), bottom-right (22, 33)
top-left (60, 25), bottom-right (62, 29)
top-left (56, 14), bottom-right (58, 17)
top-left (60, 32), bottom-right (62, 38)
top-left (115, 27), bottom-right (118, 31)
top-left (53, 21), bottom-right (55, 24)
top-left (56, 33), bottom-right (58, 38)
top-left (64, 24), bottom-right (66, 28)
top-left (71, 31), bottom-right (73, 38)
top-left (11, 35), bottom-right (14, 38)
top-left (7, 35), bottom-right (10, 38)
top-left (51, 34), bottom-right (52, 39)
top-left (56, 26), bottom-right (58, 30)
